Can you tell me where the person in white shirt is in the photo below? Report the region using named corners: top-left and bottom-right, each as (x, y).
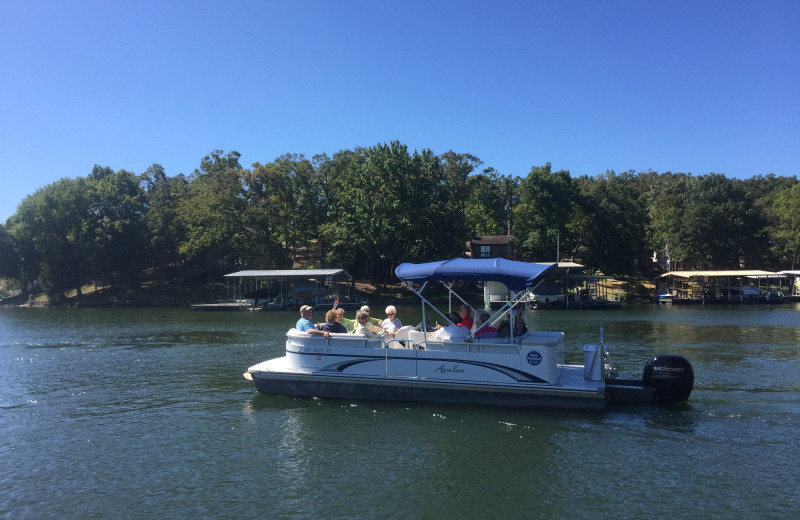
top-left (353, 310), bottom-right (384, 338)
top-left (381, 305), bottom-right (402, 335)
top-left (428, 312), bottom-right (470, 340)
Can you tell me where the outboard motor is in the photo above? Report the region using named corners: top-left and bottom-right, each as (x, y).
top-left (642, 354), bottom-right (694, 404)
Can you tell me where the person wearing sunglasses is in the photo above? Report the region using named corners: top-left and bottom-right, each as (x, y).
top-left (381, 305), bottom-right (402, 336)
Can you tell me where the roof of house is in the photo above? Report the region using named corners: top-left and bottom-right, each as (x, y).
top-left (469, 235), bottom-right (511, 245)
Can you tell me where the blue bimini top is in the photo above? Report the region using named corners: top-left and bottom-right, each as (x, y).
top-left (395, 258), bottom-right (556, 292)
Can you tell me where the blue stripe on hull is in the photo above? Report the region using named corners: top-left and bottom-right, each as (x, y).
top-left (289, 349), bottom-right (551, 384)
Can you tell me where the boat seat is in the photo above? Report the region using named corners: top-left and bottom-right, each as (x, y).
top-left (386, 325), bottom-right (416, 349)
top-left (407, 330), bottom-right (426, 349)
top-left (394, 326), bottom-right (414, 341)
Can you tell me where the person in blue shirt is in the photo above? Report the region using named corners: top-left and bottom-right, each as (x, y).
top-left (322, 309), bottom-right (348, 334)
top-left (296, 305), bottom-right (330, 338)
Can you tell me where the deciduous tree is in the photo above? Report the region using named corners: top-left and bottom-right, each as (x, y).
top-left (513, 164), bottom-right (576, 261)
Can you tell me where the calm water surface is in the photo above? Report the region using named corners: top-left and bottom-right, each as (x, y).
top-left (1, 304), bottom-right (799, 519)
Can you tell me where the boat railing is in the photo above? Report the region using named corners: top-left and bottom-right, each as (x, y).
top-left (419, 335), bottom-right (529, 354)
top-left (582, 327), bottom-right (611, 381)
top-left (287, 330), bottom-right (387, 349)
top-left (287, 329), bottom-right (563, 360)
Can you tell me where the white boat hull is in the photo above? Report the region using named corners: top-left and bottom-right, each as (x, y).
top-left (247, 330), bottom-right (610, 409)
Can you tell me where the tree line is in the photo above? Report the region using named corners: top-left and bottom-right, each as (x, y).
top-left (0, 141), bottom-right (798, 300)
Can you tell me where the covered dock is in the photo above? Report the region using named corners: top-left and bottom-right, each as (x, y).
top-left (220, 268), bottom-right (361, 311)
top-left (656, 270), bottom-right (788, 304)
top-left (779, 270), bottom-right (800, 301)
top-left (483, 261), bottom-right (622, 310)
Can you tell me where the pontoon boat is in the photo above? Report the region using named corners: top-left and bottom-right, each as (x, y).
top-left (244, 258), bottom-right (693, 409)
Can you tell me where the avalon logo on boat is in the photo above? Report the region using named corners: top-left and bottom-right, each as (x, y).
top-left (526, 350), bottom-right (542, 366)
top-left (434, 364), bottom-right (465, 374)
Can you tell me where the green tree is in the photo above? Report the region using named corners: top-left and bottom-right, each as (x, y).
top-left (4, 212), bottom-right (38, 296)
top-left (572, 170), bottom-right (646, 274)
top-left (465, 168), bottom-right (517, 236)
top-left (769, 183), bottom-right (800, 269)
top-left (268, 153), bottom-right (326, 259)
top-left (322, 143), bottom-right (405, 282)
top-left (405, 147), bottom-right (464, 263)
top-left (645, 173), bottom-right (767, 270)
top-left (440, 151), bottom-right (482, 243)
top-left (177, 150), bottom-right (244, 280)
top-left (513, 164), bottom-right (577, 261)
top-left (684, 174), bottom-right (764, 269)
top-left (0, 223), bottom-right (20, 281)
top-left (10, 177), bottom-right (93, 299)
top-left (313, 151), bottom-right (351, 263)
top-left (87, 166), bottom-right (148, 288)
top-left (142, 164), bottom-right (187, 290)
top-left (744, 175), bottom-right (799, 268)
top-left (643, 172), bottom-right (689, 268)
top-left (242, 159), bottom-right (294, 269)
top-left (321, 141), bottom-right (463, 282)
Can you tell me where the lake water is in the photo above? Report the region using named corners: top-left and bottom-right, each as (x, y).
top-left (1, 303), bottom-right (799, 519)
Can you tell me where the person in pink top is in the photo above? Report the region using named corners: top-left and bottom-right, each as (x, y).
top-left (472, 309), bottom-right (498, 338)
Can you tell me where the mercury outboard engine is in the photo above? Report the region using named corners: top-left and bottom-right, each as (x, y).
top-left (642, 354), bottom-right (694, 403)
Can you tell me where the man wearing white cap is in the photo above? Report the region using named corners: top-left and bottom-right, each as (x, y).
top-left (296, 305), bottom-right (330, 338)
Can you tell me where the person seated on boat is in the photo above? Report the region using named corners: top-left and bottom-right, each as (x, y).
top-left (358, 305), bottom-right (384, 334)
top-left (381, 305), bottom-right (402, 336)
top-left (352, 310), bottom-right (385, 338)
top-left (428, 312), bottom-right (470, 340)
top-left (432, 304), bottom-right (474, 332)
top-left (331, 300), bottom-right (356, 332)
top-left (496, 317), bottom-right (511, 337)
top-left (458, 304), bottom-right (474, 329)
top-left (322, 309), bottom-right (348, 334)
top-left (513, 314), bottom-right (527, 336)
top-left (497, 310), bottom-right (527, 338)
top-left (334, 307), bottom-right (358, 333)
top-left (360, 305), bottom-right (383, 326)
top-left (296, 305), bottom-right (331, 338)
top-left (472, 309), bottom-right (498, 338)
top-left (334, 306), bottom-right (382, 333)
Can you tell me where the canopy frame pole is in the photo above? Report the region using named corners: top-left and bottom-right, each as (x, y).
top-left (475, 288), bottom-right (526, 337)
top-left (403, 279), bottom-right (529, 340)
top-left (402, 280), bottom-right (456, 331)
top-left (441, 282), bottom-right (473, 314)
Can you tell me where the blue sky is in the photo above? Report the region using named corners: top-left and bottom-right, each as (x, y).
top-left (2, 0), bottom-right (798, 222)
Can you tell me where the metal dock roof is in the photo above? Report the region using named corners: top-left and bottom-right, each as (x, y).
top-left (224, 269), bottom-right (352, 280)
top-left (657, 270), bottom-right (785, 279)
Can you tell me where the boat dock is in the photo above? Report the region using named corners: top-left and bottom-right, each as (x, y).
top-left (190, 302), bottom-right (256, 312)
top-left (656, 270), bottom-right (790, 304)
top-left (191, 268), bottom-right (365, 311)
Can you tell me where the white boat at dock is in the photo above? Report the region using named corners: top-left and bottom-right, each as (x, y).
top-left (244, 258), bottom-right (694, 410)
